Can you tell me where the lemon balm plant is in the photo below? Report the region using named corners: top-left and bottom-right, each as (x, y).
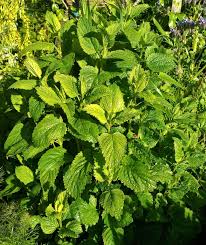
top-left (1, 1), bottom-right (206, 244)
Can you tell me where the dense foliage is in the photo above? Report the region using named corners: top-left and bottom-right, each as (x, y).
top-left (1, 0), bottom-right (206, 244)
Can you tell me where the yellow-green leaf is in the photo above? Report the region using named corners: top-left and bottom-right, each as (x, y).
top-left (36, 86), bottom-right (62, 106)
top-left (98, 132), bottom-right (127, 180)
top-left (83, 104), bottom-right (107, 124)
top-left (9, 80), bottom-right (37, 90)
top-left (100, 84), bottom-right (125, 116)
top-left (54, 73), bottom-right (78, 98)
top-left (24, 57), bottom-right (42, 78)
top-left (15, 166), bottom-right (34, 185)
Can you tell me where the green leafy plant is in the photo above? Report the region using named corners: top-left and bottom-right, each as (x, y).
top-left (1, 0), bottom-right (206, 244)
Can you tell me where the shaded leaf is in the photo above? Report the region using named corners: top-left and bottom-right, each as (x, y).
top-left (103, 227), bottom-right (124, 245)
top-left (100, 189), bottom-right (125, 220)
top-left (11, 93), bottom-right (24, 112)
top-left (4, 122), bottom-right (29, 157)
top-left (118, 156), bottom-right (156, 192)
top-left (38, 147), bottom-right (67, 190)
top-left (64, 152), bottom-right (92, 198)
top-left (29, 96), bottom-right (45, 122)
top-left (77, 17), bottom-right (101, 55)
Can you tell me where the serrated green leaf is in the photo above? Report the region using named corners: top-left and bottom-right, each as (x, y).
top-left (173, 137), bottom-right (184, 163)
top-left (22, 42), bottom-right (55, 54)
top-left (159, 72), bottom-right (183, 88)
top-left (98, 132), bottom-right (127, 180)
top-left (38, 147), bottom-right (67, 190)
top-left (7, 141), bottom-right (29, 157)
top-left (66, 221), bottom-right (83, 238)
top-left (9, 79), bottom-right (37, 90)
top-left (118, 156), bottom-right (156, 192)
top-left (29, 96), bottom-right (45, 122)
top-left (41, 216), bottom-right (59, 234)
top-left (4, 122), bottom-right (29, 157)
top-left (0, 175), bottom-right (21, 198)
top-left (32, 114), bottom-right (67, 147)
top-left (129, 65), bottom-right (149, 93)
top-left (23, 145), bottom-right (46, 160)
top-left (123, 24), bottom-right (140, 48)
top-left (114, 108), bottom-right (139, 125)
top-left (151, 163), bottom-right (173, 184)
top-left (105, 50), bottom-right (137, 70)
top-left (79, 65), bottom-right (99, 97)
top-left (70, 199), bottom-right (99, 226)
top-left (30, 215), bottom-right (41, 229)
top-left (137, 192), bottom-right (153, 208)
top-left (100, 189), bottom-right (125, 220)
top-left (138, 127), bottom-right (159, 148)
top-left (54, 73), bottom-right (78, 98)
top-left (45, 204), bottom-right (55, 216)
top-left (77, 17), bottom-right (101, 55)
top-left (59, 52), bottom-right (75, 74)
top-left (100, 84), bottom-right (125, 116)
top-left (115, 206), bottom-right (133, 228)
top-left (45, 11), bottom-right (61, 33)
top-left (79, 204), bottom-right (99, 226)
top-left (103, 196), bottom-right (134, 228)
top-left (60, 99), bottom-right (75, 122)
top-left (169, 172), bottom-right (200, 202)
top-left (86, 85), bottom-right (109, 104)
top-left (130, 4), bottom-right (150, 18)
top-left (4, 122), bottom-right (24, 151)
top-left (69, 116), bottom-right (99, 143)
top-left (187, 153), bottom-right (206, 168)
top-left (64, 152), bottom-right (92, 198)
top-left (36, 85), bottom-right (62, 106)
top-left (83, 104), bottom-right (107, 124)
top-left (103, 227), bottom-right (124, 245)
top-left (151, 162), bottom-right (173, 184)
top-left (11, 93), bottom-right (24, 112)
top-left (24, 57), bottom-right (42, 78)
top-left (106, 22), bottom-right (120, 48)
top-left (146, 53), bottom-right (176, 72)
top-left (15, 166), bottom-right (34, 185)
top-left (59, 221), bottom-right (83, 239)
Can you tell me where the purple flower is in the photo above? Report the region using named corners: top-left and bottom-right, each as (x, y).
top-left (199, 16), bottom-right (206, 28)
top-left (177, 19), bottom-right (195, 29)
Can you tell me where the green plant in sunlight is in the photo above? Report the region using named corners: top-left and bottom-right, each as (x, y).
top-left (1, 0), bottom-right (206, 244)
